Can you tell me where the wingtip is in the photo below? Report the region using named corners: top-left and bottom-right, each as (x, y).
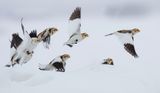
top-left (64, 43), bottom-right (73, 47)
top-left (69, 7), bottom-right (81, 20)
top-left (5, 64), bottom-right (11, 67)
top-left (75, 7), bottom-right (81, 11)
top-left (105, 33), bottom-right (114, 37)
top-left (134, 55), bottom-right (139, 58)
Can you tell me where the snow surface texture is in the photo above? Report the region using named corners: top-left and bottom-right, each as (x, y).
top-left (0, 0), bottom-right (160, 93)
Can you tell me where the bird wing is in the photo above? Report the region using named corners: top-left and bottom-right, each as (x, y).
top-left (116, 33), bottom-right (138, 58)
top-left (49, 56), bottom-right (62, 64)
top-left (21, 18), bottom-right (29, 35)
top-left (29, 30), bottom-right (37, 38)
top-left (39, 56), bottom-right (62, 71)
top-left (20, 18), bottom-right (33, 46)
top-left (10, 34), bottom-right (23, 49)
top-left (21, 19), bottom-right (38, 51)
top-left (116, 32), bottom-right (134, 46)
top-left (37, 29), bottom-right (52, 49)
top-left (42, 35), bottom-right (50, 49)
top-left (124, 43), bottom-right (138, 58)
top-left (38, 63), bottom-right (54, 71)
top-left (68, 7), bottom-right (81, 37)
top-left (10, 34), bottom-right (23, 63)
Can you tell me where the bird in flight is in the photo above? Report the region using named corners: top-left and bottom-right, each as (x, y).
top-left (6, 18), bottom-right (58, 67)
top-left (39, 54), bottom-right (70, 72)
top-left (105, 28), bottom-right (140, 58)
top-left (64, 7), bottom-right (89, 47)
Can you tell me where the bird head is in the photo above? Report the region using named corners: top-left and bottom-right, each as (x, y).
top-left (48, 27), bottom-right (58, 35)
top-left (61, 54), bottom-right (70, 61)
top-left (103, 58), bottom-right (113, 65)
top-left (81, 33), bottom-right (89, 39)
top-left (132, 28), bottom-right (140, 34)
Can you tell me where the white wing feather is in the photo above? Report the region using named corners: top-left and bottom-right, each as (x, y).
top-left (38, 64), bottom-right (54, 71)
top-left (68, 19), bottom-right (81, 37)
top-left (115, 32), bottom-right (134, 45)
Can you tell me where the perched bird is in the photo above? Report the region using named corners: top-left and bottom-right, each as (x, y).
top-left (39, 54), bottom-right (70, 72)
top-left (64, 7), bottom-right (89, 47)
top-left (105, 28), bottom-right (140, 58)
top-left (102, 58), bottom-right (114, 65)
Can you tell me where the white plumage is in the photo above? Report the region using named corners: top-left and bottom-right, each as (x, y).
top-left (64, 7), bottom-right (88, 47)
top-left (6, 18), bottom-right (58, 67)
top-left (39, 54), bottom-right (70, 72)
top-left (105, 28), bottom-right (140, 58)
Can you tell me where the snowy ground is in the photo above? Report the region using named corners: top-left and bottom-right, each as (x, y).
top-left (0, 0), bottom-right (160, 93)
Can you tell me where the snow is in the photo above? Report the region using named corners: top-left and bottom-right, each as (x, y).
top-left (0, 0), bottom-right (160, 93)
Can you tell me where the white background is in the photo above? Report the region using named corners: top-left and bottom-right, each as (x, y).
top-left (0, 0), bottom-right (160, 93)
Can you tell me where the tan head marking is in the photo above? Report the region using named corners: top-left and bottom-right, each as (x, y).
top-left (132, 28), bottom-right (140, 33)
top-left (81, 33), bottom-right (89, 39)
top-left (62, 54), bottom-right (70, 61)
top-left (49, 27), bottom-right (58, 35)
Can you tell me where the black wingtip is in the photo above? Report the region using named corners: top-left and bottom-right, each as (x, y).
top-left (11, 33), bottom-right (23, 49)
top-left (67, 44), bottom-right (73, 47)
top-left (105, 33), bottom-right (114, 37)
top-left (5, 64), bottom-right (11, 67)
top-left (69, 7), bottom-right (81, 20)
top-left (29, 30), bottom-right (37, 38)
top-left (124, 43), bottom-right (139, 58)
top-left (134, 55), bottom-right (139, 58)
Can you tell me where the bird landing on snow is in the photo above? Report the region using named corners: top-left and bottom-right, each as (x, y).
top-left (105, 28), bottom-right (140, 58)
top-left (64, 7), bottom-right (89, 47)
top-left (102, 58), bottom-right (114, 65)
top-left (6, 19), bottom-right (40, 67)
top-left (39, 54), bottom-right (70, 72)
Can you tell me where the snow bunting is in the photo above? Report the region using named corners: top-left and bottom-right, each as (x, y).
top-left (6, 33), bottom-right (37, 67)
top-left (39, 54), bottom-right (70, 72)
top-left (64, 7), bottom-right (89, 47)
top-left (37, 27), bottom-right (58, 49)
top-left (102, 58), bottom-right (114, 65)
top-left (6, 18), bottom-right (58, 67)
top-left (105, 28), bottom-right (140, 58)
top-left (6, 20), bottom-right (40, 67)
